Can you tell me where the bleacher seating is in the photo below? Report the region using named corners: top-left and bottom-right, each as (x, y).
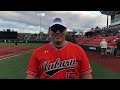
top-left (76, 34), bottom-right (120, 47)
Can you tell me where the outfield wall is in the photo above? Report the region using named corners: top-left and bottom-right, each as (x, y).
top-left (27, 40), bottom-right (50, 43)
top-left (80, 44), bottom-right (117, 55)
top-left (80, 44), bottom-right (101, 52)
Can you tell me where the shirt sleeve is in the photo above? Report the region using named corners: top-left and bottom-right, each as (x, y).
top-left (26, 50), bottom-right (39, 77)
top-left (79, 48), bottom-right (93, 76)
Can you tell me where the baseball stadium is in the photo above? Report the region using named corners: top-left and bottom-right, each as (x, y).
top-left (0, 11), bottom-right (120, 79)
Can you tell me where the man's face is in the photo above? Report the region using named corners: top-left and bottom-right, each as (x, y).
top-left (49, 24), bottom-right (67, 43)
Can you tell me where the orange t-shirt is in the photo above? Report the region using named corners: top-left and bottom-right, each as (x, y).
top-left (26, 41), bottom-right (92, 79)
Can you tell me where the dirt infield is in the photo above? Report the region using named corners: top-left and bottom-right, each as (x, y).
top-left (0, 46), bottom-right (35, 60)
top-left (86, 50), bottom-right (120, 74)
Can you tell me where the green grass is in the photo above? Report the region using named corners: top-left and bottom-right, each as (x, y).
top-left (0, 42), bottom-right (45, 79)
top-left (0, 55), bottom-right (120, 79)
top-left (0, 42), bottom-right (45, 48)
top-left (0, 42), bottom-right (120, 79)
top-left (90, 62), bottom-right (120, 79)
top-left (0, 52), bottom-right (32, 79)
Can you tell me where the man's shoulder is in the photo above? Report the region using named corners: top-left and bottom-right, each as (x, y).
top-left (69, 42), bottom-right (80, 47)
top-left (68, 42), bottom-right (84, 50)
top-left (35, 43), bottom-right (50, 52)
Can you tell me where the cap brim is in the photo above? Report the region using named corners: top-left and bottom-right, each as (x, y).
top-left (49, 22), bottom-right (66, 28)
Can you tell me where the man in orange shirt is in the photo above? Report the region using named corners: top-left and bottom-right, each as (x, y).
top-left (26, 16), bottom-right (93, 79)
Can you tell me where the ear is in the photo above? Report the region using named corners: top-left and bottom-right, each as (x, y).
top-left (64, 28), bottom-right (67, 33)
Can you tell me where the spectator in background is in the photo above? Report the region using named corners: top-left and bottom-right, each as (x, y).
top-left (110, 39), bottom-right (117, 56)
top-left (116, 38), bottom-right (120, 57)
top-left (100, 39), bottom-right (108, 57)
top-left (15, 41), bottom-right (18, 46)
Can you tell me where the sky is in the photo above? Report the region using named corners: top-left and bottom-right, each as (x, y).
top-left (0, 11), bottom-right (111, 34)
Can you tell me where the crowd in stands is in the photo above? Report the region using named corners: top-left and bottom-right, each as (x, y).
top-left (18, 33), bottom-right (50, 42)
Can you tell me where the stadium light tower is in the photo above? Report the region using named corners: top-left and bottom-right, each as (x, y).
top-left (37, 13), bottom-right (45, 33)
top-left (107, 15), bottom-right (109, 28)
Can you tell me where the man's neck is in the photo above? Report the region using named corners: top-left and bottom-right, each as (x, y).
top-left (50, 40), bottom-right (67, 48)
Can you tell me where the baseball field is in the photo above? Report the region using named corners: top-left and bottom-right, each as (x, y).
top-left (0, 42), bottom-right (120, 79)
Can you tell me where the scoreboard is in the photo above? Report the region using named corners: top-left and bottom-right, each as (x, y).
top-left (0, 31), bottom-right (18, 39)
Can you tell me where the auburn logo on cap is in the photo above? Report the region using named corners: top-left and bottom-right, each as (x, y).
top-left (53, 18), bottom-right (62, 23)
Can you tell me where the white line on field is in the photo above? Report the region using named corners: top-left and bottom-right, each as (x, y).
top-left (0, 49), bottom-right (35, 61)
top-left (0, 49), bottom-right (35, 58)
